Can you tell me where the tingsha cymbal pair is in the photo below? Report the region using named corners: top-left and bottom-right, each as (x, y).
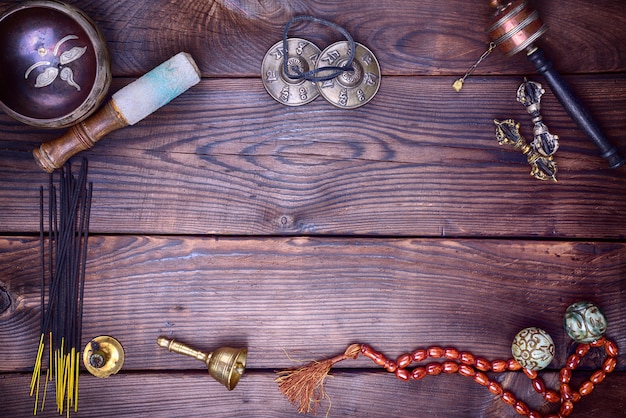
top-left (261, 16), bottom-right (380, 109)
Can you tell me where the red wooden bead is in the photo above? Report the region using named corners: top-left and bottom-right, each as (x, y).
top-left (475, 357), bottom-right (491, 371)
top-left (603, 357), bottom-right (617, 373)
top-left (362, 346), bottom-right (387, 367)
top-left (361, 344), bottom-right (376, 358)
top-left (444, 347), bottom-right (460, 360)
top-left (523, 368), bottom-right (537, 379)
top-left (458, 364), bottom-right (475, 377)
top-left (566, 354), bottom-right (581, 370)
top-left (544, 389), bottom-right (560, 403)
top-left (575, 343), bottom-right (590, 356)
top-left (559, 368), bottom-right (572, 383)
top-left (460, 351), bottom-right (475, 365)
top-left (606, 340), bottom-right (619, 357)
top-left (373, 354), bottom-right (387, 367)
top-left (427, 346), bottom-right (444, 358)
top-left (442, 361), bottom-right (459, 374)
top-left (572, 391), bottom-right (581, 403)
top-left (590, 337), bottom-right (605, 347)
top-left (488, 380), bottom-right (503, 396)
top-left (426, 362), bottom-right (442, 376)
top-left (474, 371), bottom-right (489, 386)
top-left (560, 400), bottom-right (574, 417)
top-left (396, 353), bottom-right (412, 369)
top-left (507, 359), bottom-right (522, 370)
top-left (514, 400), bottom-right (530, 416)
top-left (411, 367), bottom-right (427, 380)
top-left (491, 359), bottom-right (508, 373)
top-left (560, 383), bottom-right (573, 400)
top-left (528, 411), bottom-right (542, 418)
top-left (531, 378), bottom-right (545, 394)
top-left (412, 349), bottom-right (427, 362)
top-left (395, 368), bottom-right (411, 381)
top-left (501, 390), bottom-right (517, 406)
top-left (385, 360), bottom-right (397, 373)
top-left (545, 415), bottom-right (560, 418)
top-left (590, 370), bottom-right (606, 384)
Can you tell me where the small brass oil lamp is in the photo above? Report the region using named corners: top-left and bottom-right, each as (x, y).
top-left (83, 335), bottom-right (125, 378)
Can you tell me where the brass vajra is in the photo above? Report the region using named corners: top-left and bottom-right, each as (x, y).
top-left (494, 119), bottom-right (557, 182)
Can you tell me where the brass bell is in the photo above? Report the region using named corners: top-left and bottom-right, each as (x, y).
top-left (83, 335), bottom-right (125, 378)
top-left (157, 337), bottom-right (247, 390)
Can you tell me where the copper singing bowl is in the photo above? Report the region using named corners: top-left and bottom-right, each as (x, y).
top-left (0, 1), bottom-right (111, 128)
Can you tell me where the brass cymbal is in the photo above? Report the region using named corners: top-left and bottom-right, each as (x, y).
top-left (316, 41), bottom-right (380, 109)
top-left (261, 37), bottom-right (321, 106)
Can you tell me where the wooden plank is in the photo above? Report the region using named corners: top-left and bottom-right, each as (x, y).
top-left (2, 0), bottom-right (624, 77)
top-left (1, 371), bottom-right (625, 417)
top-left (1, 76), bottom-right (625, 237)
top-left (1, 236), bottom-right (623, 371)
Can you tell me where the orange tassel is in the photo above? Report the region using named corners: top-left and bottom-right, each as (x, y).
top-left (275, 343), bottom-right (362, 414)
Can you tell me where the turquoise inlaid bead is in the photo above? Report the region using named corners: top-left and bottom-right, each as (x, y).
top-left (564, 301), bottom-right (607, 343)
top-left (511, 327), bottom-right (555, 370)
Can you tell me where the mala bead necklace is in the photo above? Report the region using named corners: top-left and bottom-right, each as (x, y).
top-left (276, 302), bottom-right (618, 417)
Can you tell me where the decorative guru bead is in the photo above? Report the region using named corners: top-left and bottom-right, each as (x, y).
top-left (356, 332), bottom-right (617, 418)
top-left (563, 301), bottom-right (608, 343)
top-left (511, 327), bottom-right (555, 370)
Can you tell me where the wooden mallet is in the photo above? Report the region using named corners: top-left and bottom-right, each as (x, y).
top-left (33, 52), bottom-right (201, 172)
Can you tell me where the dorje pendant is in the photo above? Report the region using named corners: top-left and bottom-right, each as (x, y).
top-left (516, 78), bottom-right (559, 157)
top-left (494, 118), bottom-right (558, 182)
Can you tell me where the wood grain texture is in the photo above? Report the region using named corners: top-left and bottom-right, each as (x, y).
top-left (0, 0), bottom-right (625, 416)
top-left (1, 75), bottom-right (625, 237)
top-left (0, 236), bottom-right (623, 371)
top-left (2, 0), bottom-right (624, 77)
top-left (1, 371), bottom-right (625, 417)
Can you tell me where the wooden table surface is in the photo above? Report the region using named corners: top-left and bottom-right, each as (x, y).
top-left (1, 0), bottom-right (625, 416)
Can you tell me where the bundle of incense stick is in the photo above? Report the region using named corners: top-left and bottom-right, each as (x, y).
top-left (30, 160), bottom-right (92, 416)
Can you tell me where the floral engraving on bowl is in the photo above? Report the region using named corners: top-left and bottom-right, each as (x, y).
top-left (24, 35), bottom-right (87, 91)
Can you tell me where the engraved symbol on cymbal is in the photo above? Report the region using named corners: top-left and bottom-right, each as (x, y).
top-left (315, 41), bottom-right (381, 109)
top-left (261, 38), bottom-right (321, 106)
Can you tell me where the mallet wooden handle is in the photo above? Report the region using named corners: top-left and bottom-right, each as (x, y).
top-left (33, 102), bottom-right (127, 172)
top-left (33, 52), bottom-right (201, 172)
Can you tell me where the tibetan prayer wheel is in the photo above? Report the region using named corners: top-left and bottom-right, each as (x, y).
top-left (487, 0), bottom-right (624, 169)
top-left (487, 0), bottom-right (547, 57)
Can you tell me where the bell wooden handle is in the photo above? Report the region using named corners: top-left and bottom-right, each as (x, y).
top-left (32, 52), bottom-right (201, 172)
top-left (33, 102), bottom-right (128, 172)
